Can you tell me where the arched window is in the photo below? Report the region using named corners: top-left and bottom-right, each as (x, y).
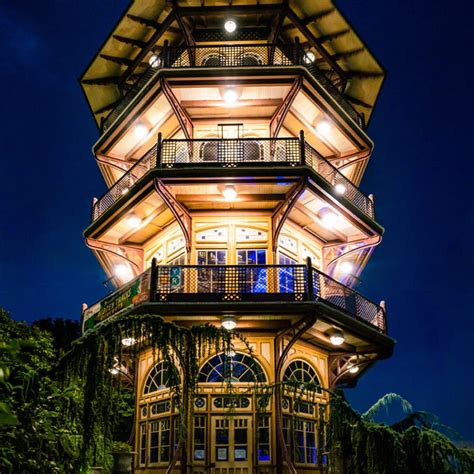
top-left (200, 141), bottom-right (219, 162)
top-left (144, 361), bottom-right (179, 394)
top-left (198, 352), bottom-right (266, 383)
top-left (202, 53), bottom-right (224, 67)
top-left (283, 360), bottom-right (321, 392)
top-left (242, 140), bottom-right (262, 161)
top-left (240, 52), bottom-right (263, 66)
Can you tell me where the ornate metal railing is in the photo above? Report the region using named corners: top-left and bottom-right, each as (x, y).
top-left (102, 43), bottom-right (362, 131)
top-left (91, 135), bottom-right (375, 221)
top-left (82, 260), bottom-right (386, 334)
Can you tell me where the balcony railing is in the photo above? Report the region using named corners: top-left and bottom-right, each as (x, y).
top-left (82, 261), bottom-right (386, 334)
top-left (102, 43), bottom-right (362, 131)
top-left (91, 135), bottom-right (375, 222)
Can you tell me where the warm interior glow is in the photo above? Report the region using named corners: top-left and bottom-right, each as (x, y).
top-left (127, 213), bottom-right (142, 228)
top-left (329, 331), bottom-right (345, 346)
top-left (320, 207), bottom-right (340, 228)
top-left (339, 261), bottom-right (354, 274)
top-left (149, 54), bottom-right (160, 67)
top-left (222, 185), bottom-right (238, 201)
top-left (121, 337), bottom-right (136, 347)
top-left (133, 123), bottom-right (149, 140)
top-left (223, 88), bottom-right (238, 105)
top-left (224, 19), bottom-right (237, 33)
top-left (115, 264), bottom-right (134, 282)
top-left (334, 183), bottom-right (347, 195)
top-left (316, 120), bottom-right (332, 136)
top-left (221, 316), bottom-right (237, 330)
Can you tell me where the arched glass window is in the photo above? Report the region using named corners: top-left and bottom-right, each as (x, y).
top-left (242, 140), bottom-right (262, 161)
top-left (200, 141), bottom-right (219, 162)
top-left (240, 52), bottom-right (263, 66)
top-left (283, 360), bottom-right (321, 392)
top-left (202, 53), bottom-right (224, 67)
top-left (198, 352), bottom-right (266, 383)
top-left (144, 361), bottom-right (179, 394)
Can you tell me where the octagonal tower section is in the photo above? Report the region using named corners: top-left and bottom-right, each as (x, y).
top-left (80, 1), bottom-right (393, 472)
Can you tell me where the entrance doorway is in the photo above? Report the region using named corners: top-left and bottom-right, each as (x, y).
top-left (211, 416), bottom-right (252, 474)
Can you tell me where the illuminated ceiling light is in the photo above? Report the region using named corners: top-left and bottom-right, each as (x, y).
top-left (329, 331), bottom-right (345, 346)
top-left (109, 367), bottom-right (120, 375)
top-left (221, 316), bottom-right (237, 331)
top-left (339, 261), bottom-right (354, 274)
top-left (224, 19), bottom-right (237, 33)
top-left (115, 264), bottom-right (133, 282)
top-left (127, 213), bottom-right (142, 228)
top-left (304, 51), bottom-right (316, 64)
top-left (320, 207), bottom-right (339, 228)
top-left (121, 337), bottom-right (136, 347)
top-left (316, 120), bottom-right (332, 136)
top-left (223, 88), bottom-right (238, 105)
top-left (334, 183), bottom-right (347, 195)
top-left (149, 54), bottom-right (160, 68)
top-left (222, 185), bottom-right (237, 201)
top-left (348, 365), bottom-right (359, 374)
top-left (133, 123), bottom-right (149, 140)
top-left (121, 187), bottom-right (129, 195)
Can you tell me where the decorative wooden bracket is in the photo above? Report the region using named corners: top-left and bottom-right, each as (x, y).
top-left (323, 235), bottom-right (382, 274)
top-left (85, 237), bottom-right (144, 274)
top-left (154, 179), bottom-right (191, 252)
top-left (267, 0), bottom-right (288, 63)
top-left (95, 155), bottom-right (140, 177)
top-left (161, 78), bottom-right (193, 140)
top-left (172, 0), bottom-right (196, 66)
top-left (270, 76), bottom-right (302, 139)
top-left (272, 178), bottom-right (307, 252)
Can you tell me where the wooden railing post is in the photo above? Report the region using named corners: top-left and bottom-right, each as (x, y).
top-left (156, 132), bottom-right (162, 168)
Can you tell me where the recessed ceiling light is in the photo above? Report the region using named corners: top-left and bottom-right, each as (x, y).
top-left (334, 183), bottom-right (347, 195)
top-left (115, 264), bottom-right (133, 282)
top-left (127, 213), bottom-right (141, 228)
top-left (316, 120), bottom-right (331, 136)
top-left (320, 207), bottom-right (339, 228)
top-left (348, 365), bottom-right (359, 374)
top-left (149, 54), bottom-right (160, 67)
top-left (329, 331), bottom-right (345, 346)
top-left (223, 88), bottom-right (238, 105)
top-left (133, 123), bottom-right (149, 140)
top-left (221, 316), bottom-right (236, 330)
top-left (224, 19), bottom-right (237, 33)
top-left (340, 261), bottom-right (354, 274)
top-left (304, 51), bottom-right (316, 64)
top-left (222, 185), bottom-right (237, 201)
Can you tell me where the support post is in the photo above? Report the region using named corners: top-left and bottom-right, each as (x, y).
top-left (306, 257), bottom-right (314, 300)
top-left (150, 258), bottom-right (158, 302)
top-left (299, 130), bottom-right (306, 166)
top-left (156, 132), bottom-right (163, 168)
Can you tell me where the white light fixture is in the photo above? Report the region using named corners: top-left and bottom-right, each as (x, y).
top-left (304, 51), bottom-right (316, 64)
top-left (316, 120), bottom-right (331, 136)
top-left (127, 213), bottom-right (142, 228)
top-left (334, 183), bottom-right (346, 195)
top-left (224, 19), bottom-right (237, 33)
top-left (133, 123), bottom-right (149, 140)
top-left (329, 331), bottom-right (345, 346)
top-left (320, 207), bottom-right (339, 228)
top-left (221, 316), bottom-right (237, 330)
top-left (121, 337), bottom-right (136, 347)
top-left (222, 185), bottom-right (237, 201)
top-left (121, 187), bottom-right (129, 195)
top-left (149, 54), bottom-right (160, 67)
top-left (109, 367), bottom-right (120, 375)
top-left (339, 261), bottom-right (354, 274)
top-left (223, 88), bottom-right (238, 105)
top-left (115, 264), bottom-right (134, 282)
top-left (348, 365), bottom-right (359, 374)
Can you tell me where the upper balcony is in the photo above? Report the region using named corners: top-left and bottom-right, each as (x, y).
top-left (101, 43), bottom-right (363, 133)
top-left (90, 134), bottom-right (376, 227)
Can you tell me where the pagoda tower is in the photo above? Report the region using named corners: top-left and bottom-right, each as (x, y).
top-left (80, 1), bottom-right (394, 472)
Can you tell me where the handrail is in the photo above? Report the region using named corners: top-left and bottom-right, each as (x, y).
top-left (102, 42), bottom-right (362, 131)
top-left (82, 261), bottom-right (386, 334)
top-left (91, 135), bottom-right (375, 222)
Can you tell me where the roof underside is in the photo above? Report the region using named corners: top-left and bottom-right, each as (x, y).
top-left (80, 0), bottom-right (385, 128)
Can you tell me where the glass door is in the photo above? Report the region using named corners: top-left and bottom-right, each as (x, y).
top-left (211, 416), bottom-right (252, 474)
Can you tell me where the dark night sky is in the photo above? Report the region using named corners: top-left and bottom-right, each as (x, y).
top-left (1, 1), bottom-right (473, 440)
